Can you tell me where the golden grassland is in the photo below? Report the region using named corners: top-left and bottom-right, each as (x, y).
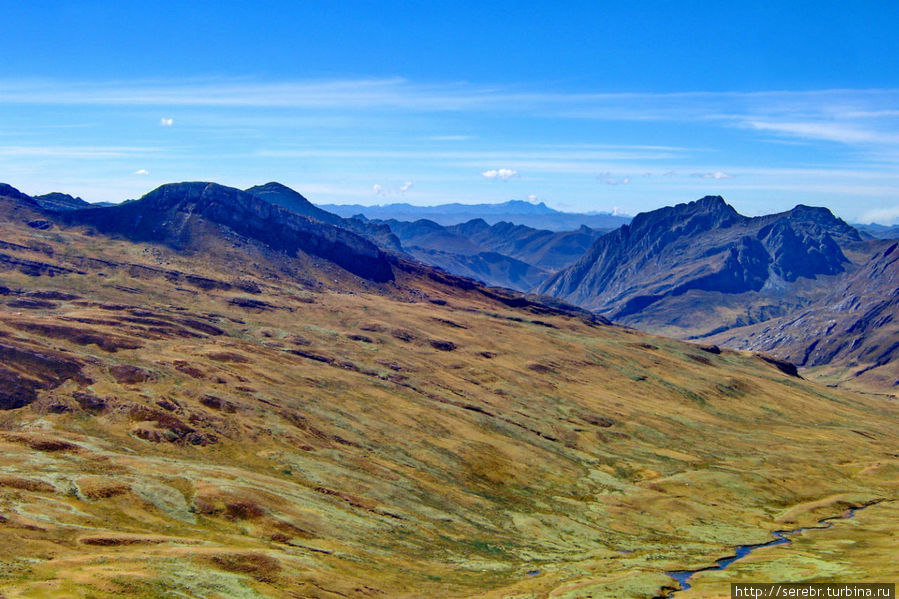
top-left (0, 221), bottom-right (896, 598)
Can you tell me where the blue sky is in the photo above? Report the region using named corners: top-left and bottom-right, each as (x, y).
top-left (2, 1), bottom-right (899, 222)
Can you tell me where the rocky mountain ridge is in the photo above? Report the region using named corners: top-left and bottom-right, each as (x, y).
top-left (59, 182), bottom-right (397, 283)
top-left (538, 196), bottom-right (861, 321)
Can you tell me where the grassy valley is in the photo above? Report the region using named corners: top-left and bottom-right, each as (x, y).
top-left (0, 186), bottom-right (896, 597)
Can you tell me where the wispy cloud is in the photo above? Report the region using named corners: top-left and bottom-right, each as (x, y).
top-left (133, 168), bottom-right (149, 175)
top-left (692, 171), bottom-right (734, 179)
top-left (372, 183), bottom-right (384, 195)
top-left (400, 181), bottom-right (413, 193)
top-left (0, 145), bottom-right (158, 158)
top-left (160, 117), bottom-right (173, 126)
top-left (744, 121), bottom-right (898, 145)
top-left (482, 168), bottom-right (517, 180)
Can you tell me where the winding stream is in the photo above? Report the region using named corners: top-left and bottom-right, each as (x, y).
top-left (654, 500), bottom-right (883, 598)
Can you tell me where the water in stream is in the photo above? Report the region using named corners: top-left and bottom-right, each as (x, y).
top-left (656, 503), bottom-right (877, 598)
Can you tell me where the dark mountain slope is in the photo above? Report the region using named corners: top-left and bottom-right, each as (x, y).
top-left (62, 182), bottom-right (395, 283)
top-left (0, 183), bottom-right (47, 223)
top-left (445, 219), bottom-right (605, 272)
top-left (537, 196), bottom-right (862, 336)
top-left (246, 182), bottom-right (403, 252)
top-left (376, 217), bottom-right (603, 290)
top-left (708, 239), bottom-right (899, 389)
top-left (406, 247), bottom-right (549, 291)
top-left (854, 223), bottom-right (899, 239)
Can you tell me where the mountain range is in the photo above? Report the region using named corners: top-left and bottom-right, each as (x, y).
top-left (375, 217), bottom-right (606, 289)
top-left (0, 180), bottom-right (895, 597)
top-left (536, 195), bottom-right (896, 389)
top-left (319, 199), bottom-right (631, 230)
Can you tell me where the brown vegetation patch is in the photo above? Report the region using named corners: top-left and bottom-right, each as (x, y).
top-left (232, 278), bottom-right (261, 293)
top-left (174, 360), bottom-right (206, 379)
top-left (78, 477), bottom-right (131, 499)
top-left (579, 413), bottom-right (615, 427)
top-left (7, 299), bottom-right (58, 309)
top-left (208, 552), bottom-right (281, 583)
top-left (0, 476), bottom-right (55, 492)
top-left (391, 328), bottom-right (416, 342)
top-left (287, 349), bottom-right (333, 364)
top-left (79, 536), bottom-right (167, 546)
top-left (687, 353), bottom-right (713, 366)
top-left (128, 404), bottom-right (212, 444)
top-left (347, 334), bottom-right (373, 343)
top-left (429, 339), bottom-right (457, 351)
top-left (433, 317), bottom-right (467, 329)
top-left (6, 321), bottom-right (142, 352)
top-left (26, 438), bottom-right (80, 452)
top-left (225, 501), bottom-right (266, 520)
top-left (109, 364), bottom-right (154, 384)
top-left (73, 391), bottom-right (108, 412)
top-left (199, 394), bottom-right (237, 413)
top-left (177, 318), bottom-right (225, 336)
top-left (229, 297), bottom-right (279, 311)
top-left (25, 290), bottom-right (81, 300)
top-left (206, 351), bottom-right (251, 363)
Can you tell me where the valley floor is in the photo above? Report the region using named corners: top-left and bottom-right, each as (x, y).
top-left (0, 219), bottom-right (896, 598)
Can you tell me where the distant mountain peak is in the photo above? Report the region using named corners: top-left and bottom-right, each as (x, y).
top-left (63, 181), bottom-right (396, 282)
top-left (537, 195), bottom-right (860, 329)
top-left (248, 181), bottom-right (310, 199)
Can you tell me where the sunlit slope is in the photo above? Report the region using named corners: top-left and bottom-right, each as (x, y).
top-left (0, 220), bottom-right (896, 598)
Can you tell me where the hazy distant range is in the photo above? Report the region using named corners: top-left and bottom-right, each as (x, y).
top-left (317, 199), bottom-right (631, 231)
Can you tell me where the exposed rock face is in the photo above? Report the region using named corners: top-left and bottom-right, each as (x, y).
top-left (537, 196), bottom-right (860, 326)
top-left (709, 240), bottom-right (899, 386)
top-left (246, 182), bottom-right (403, 252)
top-left (63, 182), bottom-right (395, 283)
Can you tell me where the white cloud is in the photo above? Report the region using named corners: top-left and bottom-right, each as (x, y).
top-left (482, 168), bottom-right (517, 181)
top-left (527, 194), bottom-right (538, 202)
top-left (400, 181), bottom-right (413, 193)
top-left (160, 117), bottom-right (173, 126)
top-left (859, 205), bottom-right (899, 224)
top-left (133, 168), bottom-right (149, 175)
top-left (372, 184), bottom-right (384, 195)
top-left (692, 171), bottom-right (734, 179)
